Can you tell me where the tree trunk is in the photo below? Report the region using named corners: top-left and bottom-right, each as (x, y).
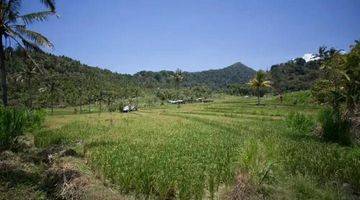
top-left (176, 82), bottom-right (180, 108)
top-left (0, 34), bottom-right (8, 107)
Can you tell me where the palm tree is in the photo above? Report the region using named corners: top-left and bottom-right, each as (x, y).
top-left (0, 0), bottom-right (56, 106)
top-left (248, 70), bottom-right (271, 105)
top-left (171, 69), bottom-right (183, 107)
top-left (39, 69), bottom-right (60, 114)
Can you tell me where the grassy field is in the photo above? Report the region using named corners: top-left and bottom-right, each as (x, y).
top-left (34, 96), bottom-right (360, 199)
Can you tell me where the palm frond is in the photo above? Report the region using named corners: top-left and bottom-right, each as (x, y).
top-left (248, 71), bottom-right (271, 89)
top-left (248, 78), bottom-right (259, 88)
top-left (3, 0), bottom-right (21, 23)
top-left (40, 0), bottom-right (56, 12)
top-left (21, 38), bottom-right (44, 52)
top-left (262, 81), bottom-right (271, 88)
top-left (14, 25), bottom-right (53, 48)
top-left (20, 11), bottom-right (54, 24)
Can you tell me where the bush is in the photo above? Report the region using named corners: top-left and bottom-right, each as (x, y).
top-left (0, 107), bottom-right (26, 149)
top-left (25, 109), bottom-right (46, 130)
top-left (318, 108), bottom-right (352, 145)
top-left (282, 91), bottom-right (314, 105)
top-left (311, 80), bottom-right (333, 104)
top-left (107, 101), bottom-right (128, 112)
top-left (0, 107), bottom-right (46, 150)
top-left (286, 112), bottom-right (315, 134)
top-left (108, 103), bottom-right (117, 112)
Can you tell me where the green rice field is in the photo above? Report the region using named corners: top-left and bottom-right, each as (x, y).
top-left (34, 96), bottom-right (360, 199)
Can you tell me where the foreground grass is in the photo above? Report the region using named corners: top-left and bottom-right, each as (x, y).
top-left (34, 97), bottom-right (360, 199)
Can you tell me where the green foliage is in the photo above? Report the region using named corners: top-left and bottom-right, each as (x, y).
top-left (0, 107), bottom-right (45, 149)
top-left (314, 41), bottom-right (360, 145)
top-left (282, 90), bottom-right (314, 105)
top-left (318, 108), bottom-right (352, 145)
top-left (248, 70), bottom-right (271, 105)
top-left (24, 109), bottom-right (46, 130)
top-left (6, 50), bottom-right (255, 109)
top-left (134, 62), bottom-right (256, 90)
top-left (5, 49), bottom-right (140, 108)
top-left (311, 79), bottom-right (333, 104)
top-left (226, 83), bottom-right (253, 96)
top-left (34, 97), bottom-right (360, 199)
top-left (317, 42), bottom-right (360, 112)
top-left (155, 86), bottom-right (212, 103)
top-left (270, 58), bottom-right (321, 93)
top-left (0, 0), bottom-right (57, 107)
top-left (0, 107), bottom-right (26, 149)
top-left (286, 112), bottom-right (315, 134)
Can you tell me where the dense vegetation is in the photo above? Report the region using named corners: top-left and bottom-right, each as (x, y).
top-left (134, 62), bottom-right (255, 90)
top-left (1, 49), bottom-right (258, 108)
top-left (33, 97), bottom-right (360, 199)
top-left (3, 49), bottom-right (328, 108)
top-left (5, 49), bottom-right (137, 108)
top-left (269, 57), bottom-right (321, 93)
top-left (0, 1), bottom-right (359, 199)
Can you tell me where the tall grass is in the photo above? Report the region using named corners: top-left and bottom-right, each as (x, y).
top-left (286, 112), bottom-right (315, 134)
top-left (34, 97), bottom-right (360, 199)
top-left (318, 108), bottom-right (352, 145)
top-left (0, 107), bottom-right (45, 149)
top-left (281, 90), bottom-right (314, 105)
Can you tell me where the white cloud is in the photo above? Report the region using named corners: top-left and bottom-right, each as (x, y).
top-left (302, 53), bottom-right (319, 62)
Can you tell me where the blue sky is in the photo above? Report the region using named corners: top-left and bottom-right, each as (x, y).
top-left (24, 0), bottom-right (360, 74)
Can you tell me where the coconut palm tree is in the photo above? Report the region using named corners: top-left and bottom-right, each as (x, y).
top-left (248, 70), bottom-right (271, 105)
top-left (171, 69), bottom-right (183, 107)
top-left (0, 0), bottom-right (56, 106)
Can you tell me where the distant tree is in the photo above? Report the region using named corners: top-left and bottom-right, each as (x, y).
top-left (155, 89), bottom-right (167, 105)
top-left (171, 69), bottom-right (184, 107)
top-left (226, 84), bottom-right (252, 96)
top-left (14, 49), bottom-right (45, 108)
top-left (40, 70), bottom-right (60, 114)
top-left (192, 85), bottom-right (211, 99)
top-left (85, 75), bottom-right (96, 112)
top-left (0, 0), bottom-right (56, 106)
top-left (248, 70), bottom-right (271, 105)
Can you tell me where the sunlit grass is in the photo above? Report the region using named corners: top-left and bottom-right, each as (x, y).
top-left (34, 96), bottom-right (360, 199)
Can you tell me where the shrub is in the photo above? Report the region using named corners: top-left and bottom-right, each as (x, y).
top-left (318, 108), bottom-right (352, 145)
top-left (0, 107), bottom-right (26, 149)
top-left (0, 107), bottom-right (46, 150)
top-left (25, 109), bottom-right (46, 130)
top-left (311, 80), bottom-right (333, 104)
top-left (286, 112), bottom-right (315, 134)
top-left (107, 103), bottom-right (117, 112)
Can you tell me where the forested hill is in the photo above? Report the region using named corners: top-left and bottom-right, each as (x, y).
top-left (269, 57), bottom-right (321, 93)
top-left (5, 48), bottom-right (256, 106)
top-left (134, 62), bottom-right (256, 90)
top-left (6, 49), bottom-right (138, 106)
top-left (184, 62), bottom-right (256, 89)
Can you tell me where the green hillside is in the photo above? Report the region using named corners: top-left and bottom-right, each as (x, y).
top-left (5, 49), bottom-right (256, 107)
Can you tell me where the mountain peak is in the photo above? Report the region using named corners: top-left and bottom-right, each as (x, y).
top-left (226, 62), bottom-right (251, 69)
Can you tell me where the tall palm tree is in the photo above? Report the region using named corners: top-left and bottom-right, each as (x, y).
top-left (171, 69), bottom-right (183, 107)
top-left (0, 0), bottom-right (56, 106)
top-left (248, 70), bottom-right (271, 105)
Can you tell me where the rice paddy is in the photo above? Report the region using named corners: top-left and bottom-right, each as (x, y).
top-left (34, 96), bottom-right (360, 199)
